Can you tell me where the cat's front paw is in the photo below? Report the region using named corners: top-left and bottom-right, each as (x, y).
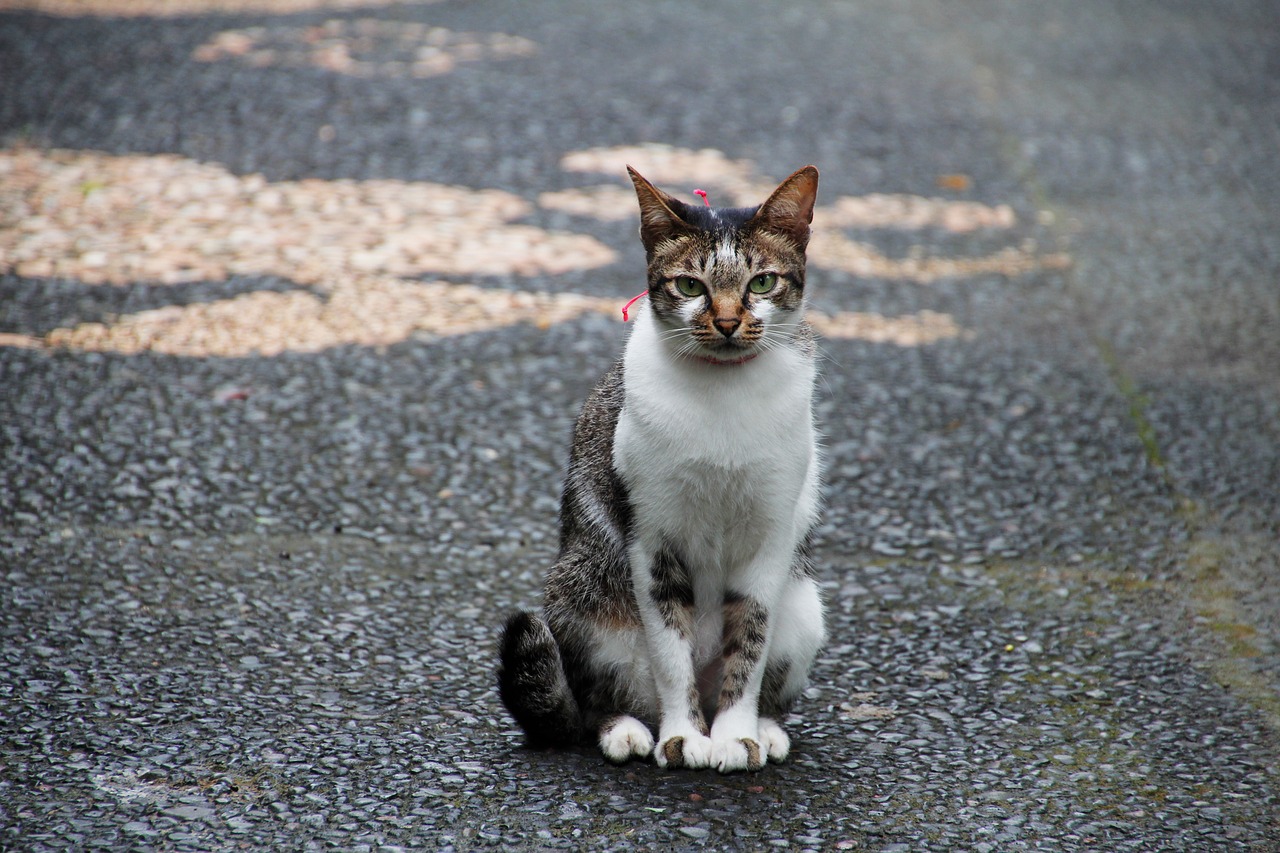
top-left (654, 732), bottom-right (714, 770)
top-left (711, 736), bottom-right (765, 773)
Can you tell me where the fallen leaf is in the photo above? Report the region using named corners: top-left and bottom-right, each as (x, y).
top-left (214, 385), bottom-right (253, 402)
top-left (937, 173), bottom-right (972, 191)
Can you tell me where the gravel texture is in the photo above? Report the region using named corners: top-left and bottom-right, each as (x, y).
top-left (2, 0), bottom-right (1278, 849)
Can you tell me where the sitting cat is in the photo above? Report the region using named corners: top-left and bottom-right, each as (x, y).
top-left (498, 164), bottom-right (826, 773)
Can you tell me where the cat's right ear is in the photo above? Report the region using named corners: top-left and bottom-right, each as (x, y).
top-left (627, 166), bottom-right (694, 255)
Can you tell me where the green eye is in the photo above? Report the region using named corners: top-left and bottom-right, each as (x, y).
top-left (673, 276), bottom-right (705, 297)
top-left (749, 273), bottom-right (779, 294)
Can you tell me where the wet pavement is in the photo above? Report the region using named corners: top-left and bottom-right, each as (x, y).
top-left (2, 0), bottom-right (1278, 850)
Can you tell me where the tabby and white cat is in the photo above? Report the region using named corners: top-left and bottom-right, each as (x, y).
top-left (498, 165), bottom-right (825, 773)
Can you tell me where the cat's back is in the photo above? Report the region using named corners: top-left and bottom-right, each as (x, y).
top-left (570, 361), bottom-right (625, 462)
top-left (557, 361), bottom-right (631, 550)
top-left (543, 362), bottom-right (639, 625)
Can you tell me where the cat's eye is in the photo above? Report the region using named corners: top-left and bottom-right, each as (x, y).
top-left (749, 273), bottom-right (779, 294)
top-left (673, 276), bottom-right (705, 298)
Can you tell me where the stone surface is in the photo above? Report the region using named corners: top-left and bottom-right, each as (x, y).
top-left (1, 0), bottom-right (1277, 849)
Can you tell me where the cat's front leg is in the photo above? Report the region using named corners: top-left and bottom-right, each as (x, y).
top-left (632, 542), bottom-right (713, 769)
top-left (709, 590), bottom-right (773, 772)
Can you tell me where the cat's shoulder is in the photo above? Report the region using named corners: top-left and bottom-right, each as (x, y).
top-left (572, 360), bottom-right (626, 446)
top-left (586, 360), bottom-right (625, 412)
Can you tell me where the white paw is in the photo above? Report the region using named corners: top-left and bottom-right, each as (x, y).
top-left (599, 716), bottom-right (654, 764)
top-left (654, 732), bottom-right (714, 769)
top-left (711, 736), bottom-right (764, 773)
top-left (757, 717), bottom-right (790, 764)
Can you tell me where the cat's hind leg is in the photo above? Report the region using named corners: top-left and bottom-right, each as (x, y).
top-left (598, 715), bottom-right (655, 764)
top-left (756, 716), bottom-right (791, 764)
top-left (563, 620), bottom-right (663, 766)
top-left (755, 573), bottom-right (826, 764)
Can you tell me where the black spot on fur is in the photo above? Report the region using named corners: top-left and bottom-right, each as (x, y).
top-left (720, 594), bottom-right (769, 706)
top-left (651, 545), bottom-right (694, 633)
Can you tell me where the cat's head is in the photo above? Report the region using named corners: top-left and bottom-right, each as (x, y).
top-left (626, 165), bottom-right (819, 365)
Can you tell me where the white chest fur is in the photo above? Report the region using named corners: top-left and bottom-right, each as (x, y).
top-left (613, 308), bottom-right (821, 575)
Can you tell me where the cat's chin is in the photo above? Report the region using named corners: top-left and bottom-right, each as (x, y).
top-left (686, 347), bottom-right (760, 367)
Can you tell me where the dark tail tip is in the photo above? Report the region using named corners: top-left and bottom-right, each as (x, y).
top-left (498, 611), bottom-right (582, 748)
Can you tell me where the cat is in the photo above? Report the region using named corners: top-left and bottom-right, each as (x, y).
top-left (498, 164), bottom-right (825, 773)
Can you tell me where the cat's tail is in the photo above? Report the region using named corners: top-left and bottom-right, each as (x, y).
top-left (498, 611), bottom-right (583, 747)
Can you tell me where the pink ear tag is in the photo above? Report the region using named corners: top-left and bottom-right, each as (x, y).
top-left (621, 291), bottom-right (646, 321)
top-left (693, 189), bottom-right (710, 206)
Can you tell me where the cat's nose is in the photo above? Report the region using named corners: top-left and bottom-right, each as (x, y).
top-left (713, 317), bottom-right (740, 337)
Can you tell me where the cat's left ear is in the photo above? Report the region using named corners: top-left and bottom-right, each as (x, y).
top-left (750, 165), bottom-right (819, 250)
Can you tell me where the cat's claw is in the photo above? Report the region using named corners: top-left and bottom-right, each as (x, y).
top-left (654, 733), bottom-right (714, 769)
top-left (757, 717), bottom-right (790, 764)
top-left (599, 715), bottom-right (655, 764)
top-left (711, 737), bottom-right (766, 773)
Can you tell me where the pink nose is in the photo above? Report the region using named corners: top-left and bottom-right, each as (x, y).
top-left (714, 317), bottom-right (740, 337)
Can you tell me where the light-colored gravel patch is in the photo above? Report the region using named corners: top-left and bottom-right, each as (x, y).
top-left (40, 278), bottom-right (617, 357)
top-left (0, 147), bottom-right (614, 286)
top-left (0, 0), bottom-right (442, 16)
top-left (2, 143), bottom-right (1065, 356)
top-left (193, 19), bottom-right (537, 79)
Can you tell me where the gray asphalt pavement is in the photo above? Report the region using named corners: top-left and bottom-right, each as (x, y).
top-left (2, 0), bottom-right (1278, 850)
